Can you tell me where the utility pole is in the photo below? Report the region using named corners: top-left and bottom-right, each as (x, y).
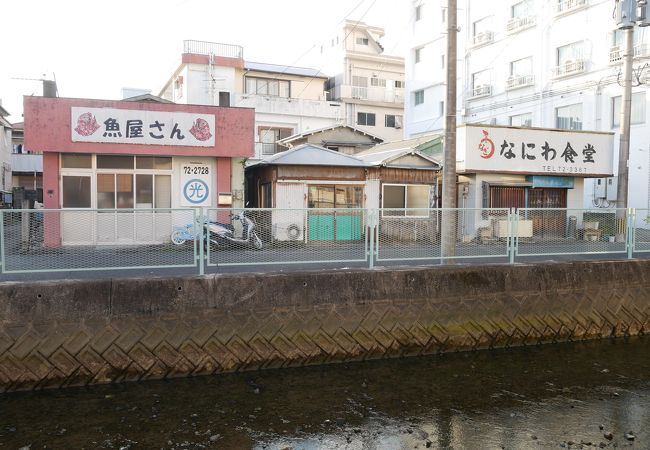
top-left (441, 0), bottom-right (458, 261)
top-left (614, 0), bottom-right (649, 239)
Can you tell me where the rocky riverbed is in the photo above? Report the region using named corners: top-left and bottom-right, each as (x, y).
top-left (1, 337), bottom-right (649, 449)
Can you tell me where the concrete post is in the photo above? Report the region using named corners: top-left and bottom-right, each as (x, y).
top-left (616, 26), bottom-right (634, 241)
top-left (441, 0), bottom-right (458, 262)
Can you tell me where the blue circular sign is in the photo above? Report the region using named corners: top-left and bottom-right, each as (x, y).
top-left (183, 178), bottom-right (209, 204)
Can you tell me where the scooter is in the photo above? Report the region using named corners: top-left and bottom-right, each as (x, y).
top-left (170, 211), bottom-right (263, 250)
top-left (205, 210), bottom-right (263, 250)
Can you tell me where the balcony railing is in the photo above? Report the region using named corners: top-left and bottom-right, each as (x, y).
top-left (471, 84), bottom-right (492, 99)
top-left (609, 44), bottom-right (650, 63)
top-left (507, 15), bottom-right (536, 33)
top-left (555, 0), bottom-right (587, 16)
top-left (552, 60), bottom-right (586, 78)
top-left (472, 31), bottom-right (495, 47)
top-left (506, 74), bottom-right (535, 90)
top-left (256, 142), bottom-right (286, 157)
top-left (183, 40), bottom-right (243, 59)
top-left (339, 85), bottom-right (405, 104)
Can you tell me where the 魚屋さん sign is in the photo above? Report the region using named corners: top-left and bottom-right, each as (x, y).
top-left (457, 124), bottom-right (614, 176)
top-left (180, 163), bottom-right (212, 206)
top-left (71, 107), bottom-right (215, 147)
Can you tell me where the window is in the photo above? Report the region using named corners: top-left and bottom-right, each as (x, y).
top-left (62, 176), bottom-right (91, 208)
top-left (612, 29), bottom-right (643, 47)
top-left (357, 112), bottom-right (376, 126)
top-left (308, 185), bottom-right (362, 208)
top-left (382, 184), bottom-right (430, 216)
top-left (385, 115), bottom-right (403, 128)
top-left (510, 113), bottom-right (533, 127)
top-left (356, 37), bottom-right (369, 45)
top-left (442, 8), bottom-right (447, 23)
top-left (97, 155), bottom-right (134, 169)
top-left (370, 77), bottom-right (386, 87)
top-left (415, 47), bottom-right (423, 63)
top-left (416, 4), bottom-right (423, 21)
top-left (245, 77), bottom-right (290, 98)
top-left (352, 76), bottom-right (368, 87)
top-left (441, 54), bottom-right (445, 69)
top-left (473, 17), bottom-right (490, 37)
top-left (394, 80), bottom-right (405, 88)
top-left (61, 154), bottom-right (92, 169)
top-left (510, 57), bottom-right (532, 76)
top-left (472, 69), bottom-right (491, 90)
top-left (556, 104), bottom-right (583, 130)
top-left (511, 1), bottom-right (529, 18)
top-left (135, 156), bottom-right (172, 170)
top-left (414, 90), bottom-right (425, 106)
top-left (612, 92), bottom-right (646, 127)
top-left (557, 41), bottom-right (584, 65)
top-left (97, 174), bottom-right (134, 209)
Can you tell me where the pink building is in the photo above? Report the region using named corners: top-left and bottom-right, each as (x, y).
top-left (23, 95), bottom-right (254, 246)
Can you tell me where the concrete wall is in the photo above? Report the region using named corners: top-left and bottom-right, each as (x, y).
top-left (1, 260), bottom-right (649, 392)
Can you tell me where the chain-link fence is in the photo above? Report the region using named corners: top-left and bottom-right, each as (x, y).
top-left (0, 207), bottom-right (648, 276)
top-left (204, 208), bottom-right (369, 267)
top-left (0, 208), bottom-right (198, 273)
top-left (376, 208), bottom-right (510, 262)
top-left (514, 208), bottom-right (628, 257)
top-left (632, 208), bottom-right (650, 253)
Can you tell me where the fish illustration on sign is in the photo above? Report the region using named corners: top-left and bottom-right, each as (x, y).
top-left (189, 118), bottom-right (212, 141)
top-left (74, 112), bottom-right (101, 136)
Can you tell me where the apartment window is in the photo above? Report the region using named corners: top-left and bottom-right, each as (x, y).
top-left (415, 47), bottom-right (423, 63)
top-left (441, 54), bottom-right (445, 68)
top-left (356, 37), bottom-right (369, 45)
top-left (414, 90), bottom-right (425, 106)
top-left (612, 92), bottom-right (646, 127)
top-left (510, 113), bottom-right (533, 127)
top-left (473, 17), bottom-right (491, 37)
top-left (612, 29), bottom-right (643, 47)
top-left (511, 1), bottom-right (529, 18)
top-left (370, 77), bottom-right (386, 87)
top-left (510, 57), bottom-right (532, 76)
top-left (557, 41), bottom-right (584, 65)
top-left (416, 4), bottom-right (423, 21)
top-left (382, 184), bottom-right (430, 216)
top-left (385, 115), bottom-right (403, 128)
top-left (245, 77), bottom-right (290, 98)
top-left (357, 112), bottom-right (376, 126)
top-left (442, 8), bottom-right (447, 23)
top-left (472, 69), bottom-right (491, 90)
top-left (394, 80), bottom-right (405, 88)
top-left (439, 101), bottom-right (445, 116)
top-left (556, 104), bottom-right (583, 130)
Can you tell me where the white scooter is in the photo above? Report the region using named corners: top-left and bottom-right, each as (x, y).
top-left (205, 210), bottom-right (263, 250)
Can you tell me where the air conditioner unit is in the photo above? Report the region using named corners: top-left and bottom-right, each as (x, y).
top-left (273, 222), bottom-right (304, 241)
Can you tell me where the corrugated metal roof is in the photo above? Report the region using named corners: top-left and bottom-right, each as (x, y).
top-left (248, 144), bottom-right (368, 168)
top-left (278, 125), bottom-right (384, 144)
top-left (245, 61), bottom-right (327, 78)
top-left (11, 154), bottom-right (43, 173)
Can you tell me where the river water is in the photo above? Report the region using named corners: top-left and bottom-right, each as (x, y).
top-left (1, 337), bottom-right (649, 449)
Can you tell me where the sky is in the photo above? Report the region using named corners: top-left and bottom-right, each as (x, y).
top-left (0, 0), bottom-right (409, 123)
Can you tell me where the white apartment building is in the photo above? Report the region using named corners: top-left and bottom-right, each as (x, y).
top-left (406, 0), bottom-right (650, 211)
top-left (320, 20), bottom-right (406, 143)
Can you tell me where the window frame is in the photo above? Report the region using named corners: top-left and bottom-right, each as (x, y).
top-left (381, 183), bottom-right (431, 217)
top-left (414, 89), bottom-right (425, 106)
top-left (555, 103), bottom-right (583, 130)
top-left (357, 112), bottom-right (376, 126)
top-left (612, 92), bottom-right (646, 127)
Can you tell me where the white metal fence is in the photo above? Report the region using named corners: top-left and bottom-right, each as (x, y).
top-left (0, 207), bottom-right (647, 276)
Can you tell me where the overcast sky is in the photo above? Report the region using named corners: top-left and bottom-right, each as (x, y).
top-left (0, 0), bottom-right (409, 123)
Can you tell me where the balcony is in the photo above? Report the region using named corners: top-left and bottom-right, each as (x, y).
top-left (183, 40), bottom-right (243, 59)
top-left (609, 44), bottom-right (650, 63)
top-left (233, 94), bottom-right (342, 119)
top-left (506, 74), bottom-right (535, 90)
top-left (555, 0), bottom-right (587, 16)
top-left (552, 60), bottom-right (586, 78)
top-left (256, 142), bottom-right (286, 157)
top-left (472, 31), bottom-right (495, 47)
top-left (507, 15), bottom-right (536, 34)
top-left (338, 85), bottom-right (404, 104)
top-left (471, 84), bottom-right (492, 99)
